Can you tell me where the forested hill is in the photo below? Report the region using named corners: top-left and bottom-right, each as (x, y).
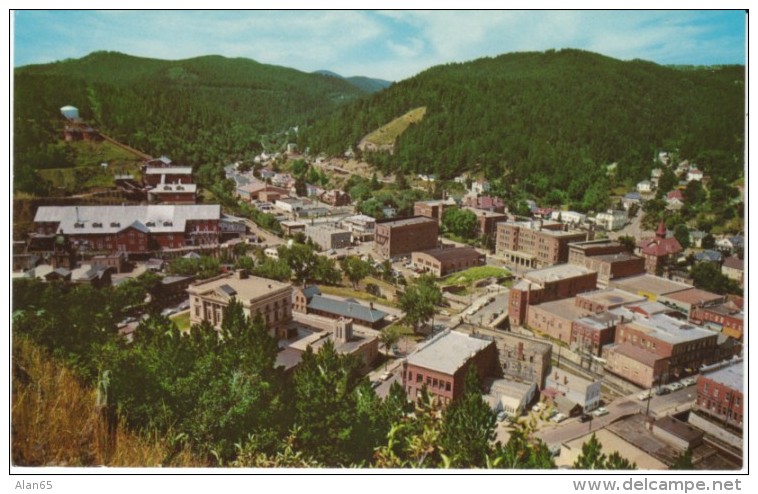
top-left (314, 70), bottom-right (393, 93)
top-left (301, 49), bottom-right (744, 189)
top-left (13, 51), bottom-right (366, 189)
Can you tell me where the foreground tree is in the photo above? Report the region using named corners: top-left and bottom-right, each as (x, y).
top-left (573, 433), bottom-right (636, 470)
top-left (399, 275), bottom-right (442, 332)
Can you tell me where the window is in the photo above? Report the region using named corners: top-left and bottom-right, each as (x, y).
top-left (408, 371), bottom-right (413, 381)
top-left (432, 378), bottom-right (438, 388)
top-left (416, 373), bottom-right (422, 383)
top-left (445, 382), bottom-right (451, 392)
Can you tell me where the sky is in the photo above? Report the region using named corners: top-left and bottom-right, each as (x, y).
top-left (12, 10), bottom-right (747, 82)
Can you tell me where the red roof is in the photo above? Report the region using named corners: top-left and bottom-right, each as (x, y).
top-left (640, 237), bottom-right (683, 257)
top-left (667, 190), bottom-right (683, 201)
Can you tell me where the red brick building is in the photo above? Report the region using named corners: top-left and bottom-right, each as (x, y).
top-left (571, 312), bottom-right (621, 356)
top-left (638, 222), bottom-right (683, 274)
top-left (320, 189), bottom-right (351, 207)
top-left (463, 207), bottom-right (508, 238)
top-left (374, 216), bottom-right (439, 259)
top-left (694, 361), bottom-right (743, 429)
top-left (33, 205), bottom-right (221, 254)
top-left (412, 246), bottom-right (485, 277)
top-left (413, 199), bottom-right (456, 223)
top-left (402, 330), bottom-right (499, 405)
top-left (691, 299), bottom-right (744, 341)
top-left (508, 264), bottom-right (598, 326)
top-left (495, 219), bottom-right (588, 269)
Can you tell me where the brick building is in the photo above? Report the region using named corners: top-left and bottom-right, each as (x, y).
top-left (610, 274), bottom-right (691, 302)
top-left (147, 183), bottom-right (197, 204)
top-left (604, 313), bottom-right (718, 388)
top-left (402, 330), bottom-right (499, 405)
top-left (412, 246), bottom-right (485, 277)
top-left (320, 189), bottom-right (351, 207)
top-left (462, 194), bottom-right (506, 213)
top-left (574, 288), bottom-right (647, 313)
top-left (463, 207), bottom-right (508, 238)
top-left (691, 299), bottom-right (744, 341)
top-left (527, 298), bottom-right (586, 344)
top-left (508, 264), bottom-right (597, 326)
top-left (571, 312), bottom-right (622, 357)
top-left (187, 270), bottom-right (293, 339)
top-left (142, 166), bottom-right (193, 187)
top-left (495, 219), bottom-right (588, 269)
top-left (658, 288), bottom-right (725, 320)
top-left (638, 221), bottom-right (683, 274)
top-left (694, 361), bottom-right (743, 429)
top-left (568, 239), bottom-right (645, 286)
top-left (413, 198), bottom-right (456, 223)
top-left (33, 205), bottom-right (221, 254)
top-left (374, 217), bottom-right (439, 259)
top-left (494, 331), bottom-right (552, 389)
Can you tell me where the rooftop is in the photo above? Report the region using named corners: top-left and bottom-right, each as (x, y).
top-left (654, 416), bottom-right (704, 443)
top-left (414, 246), bottom-right (484, 263)
top-left (574, 311), bottom-right (622, 331)
top-left (406, 330), bottom-right (493, 375)
top-left (307, 295), bottom-right (387, 323)
top-left (501, 219), bottom-right (586, 237)
top-left (187, 271), bottom-right (291, 301)
top-left (531, 298), bottom-right (586, 321)
top-left (525, 264), bottom-right (594, 284)
top-left (722, 255), bottom-right (744, 271)
top-left (546, 367), bottom-right (597, 392)
top-left (662, 288), bottom-right (724, 306)
top-left (702, 361), bottom-right (742, 390)
top-left (376, 216), bottom-right (437, 228)
top-left (144, 167), bottom-right (192, 175)
top-left (592, 253), bottom-right (641, 263)
top-left (34, 205), bottom-right (220, 235)
top-left (486, 377), bottom-right (535, 399)
top-left (578, 288), bottom-right (647, 308)
top-left (289, 326), bottom-right (377, 356)
top-left (621, 314), bottom-right (715, 345)
top-left (609, 343), bottom-right (665, 367)
top-left (611, 274), bottom-right (691, 297)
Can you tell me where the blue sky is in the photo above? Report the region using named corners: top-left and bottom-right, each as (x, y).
top-left (13, 10), bottom-right (746, 81)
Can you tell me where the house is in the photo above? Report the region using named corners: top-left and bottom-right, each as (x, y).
top-left (374, 217), bottom-right (438, 259)
top-left (401, 330), bottom-right (499, 405)
top-left (550, 210), bottom-right (586, 226)
top-left (470, 179), bottom-right (490, 195)
top-left (292, 285), bottom-right (322, 313)
top-left (320, 189), bottom-right (351, 207)
top-left (636, 180), bottom-right (654, 193)
top-left (637, 222), bottom-right (683, 274)
top-left (715, 235), bottom-right (744, 255)
top-left (595, 210), bottom-right (627, 231)
top-left (462, 194), bottom-right (506, 214)
top-left (70, 264), bottom-right (113, 288)
top-left (622, 192), bottom-right (642, 210)
top-left (187, 270), bottom-right (293, 339)
top-left (381, 206), bottom-right (397, 219)
top-left (721, 255), bottom-right (744, 287)
top-left (688, 230), bottom-right (707, 248)
top-left (693, 249), bottom-right (723, 265)
top-left (686, 168), bottom-right (704, 182)
top-left (411, 246), bottom-right (485, 277)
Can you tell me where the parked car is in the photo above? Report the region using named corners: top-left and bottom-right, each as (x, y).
top-left (578, 413), bottom-right (592, 423)
top-left (496, 411), bottom-right (509, 422)
top-left (380, 371), bottom-right (392, 382)
top-left (370, 380), bottom-right (382, 389)
top-left (655, 386), bottom-right (671, 396)
top-left (637, 390), bottom-right (653, 401)
top-left (592, 407), bottom-right (609, 417)
top-left (667, 382), bottom-right (684, 392)
top-left (680, 377), bottom-right (697, 387)
top-left (551, 413), bottom-right (568, 423)
top-left (532, 402), bottom-right (545, 413)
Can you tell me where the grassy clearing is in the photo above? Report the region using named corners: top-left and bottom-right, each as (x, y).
top-left (439, 266), bottom-right (511, 286)
top-left (12, 337), bottom-right (204, 467)
top-left (361, 107), bottom-right (427, 147)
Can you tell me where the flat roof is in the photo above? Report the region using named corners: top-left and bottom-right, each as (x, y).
top-left (407, 330), bottom-right (493, 375)
top-left (501, 219), bottom-right (586, 237)
top-left (546, 367), bottom-right (597, 392)
top-left (377, 216), bottom-right (437, 227)
top-left (578, 288), bottom-right (647, 307)
top-left (188, 272), bottom-right (291, 301)
top-left (622, 314), bottom-right (715, 345)
top-left (574, 312), bottom-right (622, 331)
top-left (611, 274), bottom-right (691, 297)
top-left (609, 343), bottom-right (664, 367)
top-left (662, 288), bottom-right (724, 306)
top-left (525, 264), bottom-right (594, 284)
top-left (289, 328), bottom-right (376, 355)
top-left (414, 246), bottom-right (483, 263)
top-left (144, 167), bottom-right (192, 174)
top-left (531, 298), bottom-right (585, 321)
top-left (703, 361), bottom-right (742, 390)
top-left (592, 253), bottom-right (641, 263)
top-left (463, 207), bottom-right (507, 218)
top-left (486, 377), bottom-right (535, 399)
top-left (654, 416), bottom-right (703, 442)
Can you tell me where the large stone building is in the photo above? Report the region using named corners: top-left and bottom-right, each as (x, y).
top-left (463, 207), bottom-right (508, 239)
top-left (495, 219), bottom-right (588, 269)
top-left (304, 224), bottom-right (352, 251)
top-left (495, 331), bottom-right (552, 389)
top-left (33, 205), bottom-right (222, 254)
top-left (508, 264), bottom-right (598, 326)
top-left (568, 239), bottom-right (645, 286)
top-left (187, 270), bottom-right (293, 339)
top-left (374, 216), bottom-right (439, 259)
top-left (571, 312), bottom-right (623, 357)
top-left (604, 312), bottom-right (719, 388)
top-left (411, 246), bottom-right (485, 277)
top-left (401, 330), bottom-right (499, 405)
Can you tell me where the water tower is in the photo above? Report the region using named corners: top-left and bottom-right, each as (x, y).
top-left (60, 105), bottom-right (80, 120)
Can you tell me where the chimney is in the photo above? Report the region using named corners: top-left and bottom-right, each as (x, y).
top-left (369, 302), bottom-right (374, 311)
top-left (235, 269), bottom-right (248, 280)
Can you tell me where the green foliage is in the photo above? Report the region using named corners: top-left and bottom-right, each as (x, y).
top-left (617, 235), bottom-right (637, 253)
top-left (398, 275), bottom-right (442, 332)
top-left (442, 206), bottom-right (479, 239)
top-left (250, 257), bottom-right (292, 282)
top-left (573, 433), bottom-right (636, 470)
top-left (671, 449), bottom-right (695, 470)
top-left (166, 255), bottom-right (221, 280)
top-left (673, 224), bottom-right (691, 250)
top-left (341, 256), bottom-right (372, 289)
top-left (690, 262), bottom-right (741, 295)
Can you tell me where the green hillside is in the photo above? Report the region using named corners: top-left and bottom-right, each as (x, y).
top-left (301, 49), bottom-right (745, 192)
top-left (13, 51), bottom-right (366, 194)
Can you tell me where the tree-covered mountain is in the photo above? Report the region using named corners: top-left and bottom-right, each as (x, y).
top-left (314, 70), bottom-right (393, 93)
top-left (13, 51), bottom-right (366, 192)
top-left (301, 49), bottom-right (745, 191)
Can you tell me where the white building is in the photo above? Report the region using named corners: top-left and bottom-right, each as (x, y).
top-left (595, 210), bottom-right (628, 231)
top-left (545, 368), bottom-right (601, 412)
top-left (551, 210), bottom-right (587, 225)
top-left (637, 180), bottom-right (654, 193)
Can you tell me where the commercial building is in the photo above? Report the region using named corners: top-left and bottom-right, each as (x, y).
top-left (486, 378), bottom-right (538, 418)
top-left (401, 330), bottom-right (499, 405)
top-left (604, 313), bottom-right (719, 388)
top-left (574, 288), bottom-right (647, 313)
top-left (694, 361), bottom-right (743, 429)
top-left (657, 288), bottom-right (725, 320)
top-left (339, 214), bottom-right (376, 242)
top-left (571, 312), bottom-right (623, 357)
top-left (411, 246), bottom-right (485, 277)
top-left (545, 368), bottom-right (602, 413)
top-left (142, 166), bottom-right (193, 187)
top-left (495, 219), bottom-right (588, 269)
top-left (374, 216), bottom-right (439, 259)
top-left (304, 224), bottom-right (352, 251)
top-left (527, 298), bottom-right (586, 345)
top-left (691, 299), bottom-right (744, 341)
top-left (33, 205), bottom-right (222, 254)
top-left (463, 207), bottom-right (508, 238)
top-left (568, 239), bottom-right (645, 286)
top-left (610, 274), bottom-right (691, 302)
top-left (508, 264), bottom-right (597, 326)
top-left (187, 270), bottom-right (293, 339)
top-left (413, 198), bottom-right (456, 223)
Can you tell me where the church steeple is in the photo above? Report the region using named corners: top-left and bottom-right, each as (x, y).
top-left (655, 221), bottom-right (667, 240)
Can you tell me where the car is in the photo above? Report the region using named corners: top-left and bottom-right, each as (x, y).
top-left (380, 371), bottom-right (392, 382)
top-left (592, 407), bottom-right (609, 417)
top-left (532, 402), bottom-right (545, 413)
top-left (549, 445), bottom-right (561, 457)
top-left (680, 377), bottom-right (697, 387)
top-left (496, 411), bottom-right (508, 422)
top-left (667, 382), bottom-right (684, 392)
top-left (578, 413), bottom-right (592, 423)
top-left (655, 386), bottom-right (671, 396)
top-left (551, 413), bottom-right (567, 423)
top-left (637, 390), bottom-right (653, 401)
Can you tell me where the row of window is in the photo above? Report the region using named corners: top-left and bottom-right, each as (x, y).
top-left (406, 371), bottom-right (452, 392)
